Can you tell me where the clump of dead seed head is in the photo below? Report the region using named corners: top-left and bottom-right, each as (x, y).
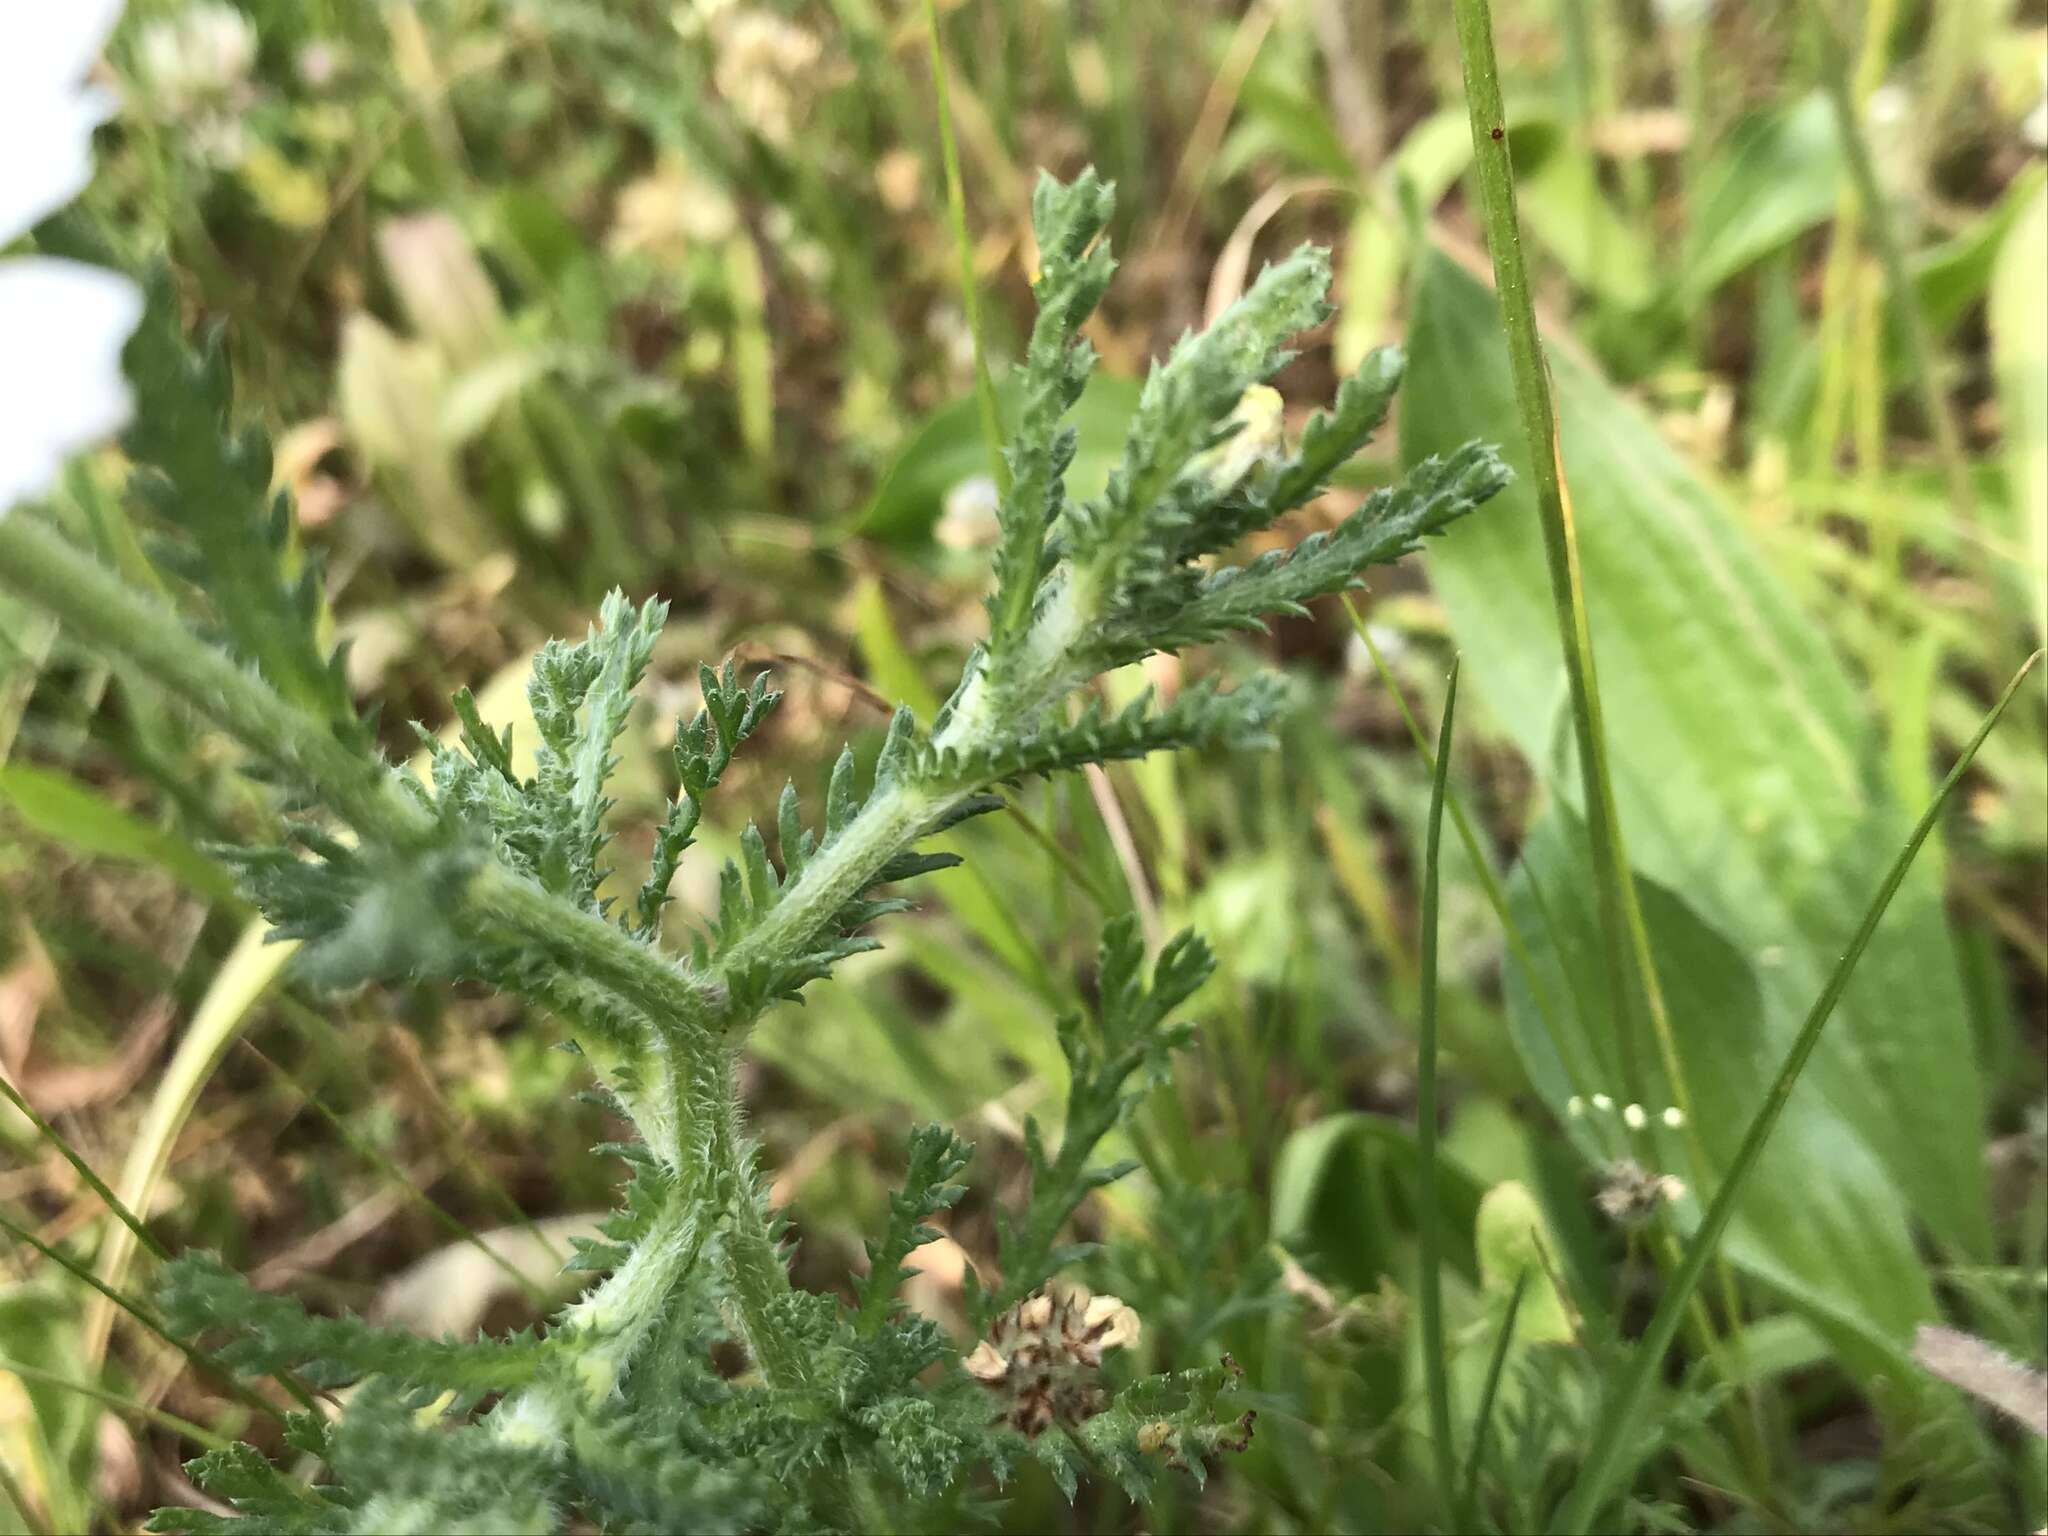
top-left (962, 1285), bottom-right (1141, 1438)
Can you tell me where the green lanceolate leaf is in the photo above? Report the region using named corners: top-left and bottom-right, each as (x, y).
top-left (1405, 250), bottom-right (1991, 1360)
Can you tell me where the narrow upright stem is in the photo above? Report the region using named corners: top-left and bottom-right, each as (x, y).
top-left (921, 0), bottom-right (1008, 497)
top-left (1446, 0), bottom-right (1645, 1101)
top-left (1447, 0), bottom-right (1770, 1483)
top-left (703, 1050), bottom-right (810, 1388)
top-left (1416, 659), bottom-right (1460, 1517)
top-left (1807, 0), bottom-right (1976, 525)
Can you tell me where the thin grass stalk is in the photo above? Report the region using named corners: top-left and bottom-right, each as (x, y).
top-left (1806, 0), bottom-right (1976, 526)
top-left (1446, 0), bottom-right (1648, 1104)
top-left (1461, 1266), bottom-right (1530, 1520)
top-left (1553, 652), bottom-right (2041, 1533)
top-left (1416, 658), bottom-right (1460, 1514)
top-left (1341, 599), bottom-right (1571, 1052)
top-left (0, 1356), bottom-right (234, 1454)
top-left (1446, 0), bottom-right (1771, 1481)
top-left (921, 0), bottom-right (1008, 496)
top-left (237, 1039), bottom-right (548, 1307)
top-left (0, 1074), bottom-right (166, 1265)
top-left (998, 795), bottom-right (1119, 913)
top-left (0, 1209), bottom-right (307, 1421)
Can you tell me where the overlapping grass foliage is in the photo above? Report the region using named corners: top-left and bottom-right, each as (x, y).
top-left (1, 2), bottom-right (2042, 1533)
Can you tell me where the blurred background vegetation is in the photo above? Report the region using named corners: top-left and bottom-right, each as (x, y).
top-left (2, 0), bottom-right (2045, 1530)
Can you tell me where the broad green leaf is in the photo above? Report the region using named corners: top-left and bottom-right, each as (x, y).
top-left (1403, 254), bottom-right (1989, 1353)
top-left (1504, 810), bottom-right (1936, 1378)
top-left (0, 763), bottom-right (238, 904)
top-left (1517, 148), bottom-right (1654, 311)
top-left (1681, 92), bottom-right (1842, 304)
top-left (1990, 176), bottom-right (2047, 641)
top-left (1915, 163), bottom-right (2046, 339)
top-left (1270, 1112), bottom-right (1486, 1290)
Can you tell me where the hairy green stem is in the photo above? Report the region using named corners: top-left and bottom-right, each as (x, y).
top-left (0, 514), bottom-right (808, 1383)
top-left (0, 513), bottom-right (424, 846)
top-left (705, 1052), bottom-right (811, 1388)
top-left (709, 780), bottom-right (946, 998)
top-left (555, 1192), bottom-right (707, 1401)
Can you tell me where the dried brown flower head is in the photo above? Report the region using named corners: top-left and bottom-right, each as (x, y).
top-left (961, 1286), bottom-right (1141, 1438)
top-left (1595, 1158), bottom-right (1686, 1226)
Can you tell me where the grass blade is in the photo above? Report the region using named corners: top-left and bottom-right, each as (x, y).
top-left (1805, 0), bottom-right (1975, 528)
top-left (1340, 598), bottom-right (1573, 1060)
top-left (0, 1209), bottom-right (304, 1421)
top-left (1552, 651), bottom-right (2042, 1533)
top-left (1461, 1266), bottom-right (1531, 1519)
top-left (0, 1356), bottom-right (232, 1454)
top-left (0, 1074), bottom-right (167, 1265)
top-left (81, 922), bottom-right (292, 1372)
top-left (921, 0), bottom-right (1007, 496)
top-left (1417, 656), bottom-right (1460, 1514)
top-left (1446, 0), bottom-right (1643, 1089)
top-left (1446, 0), bottom-right (1768, 1477)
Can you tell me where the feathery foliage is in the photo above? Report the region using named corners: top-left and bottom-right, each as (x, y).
top-left (0, 167), bottom-right (1507, 1531)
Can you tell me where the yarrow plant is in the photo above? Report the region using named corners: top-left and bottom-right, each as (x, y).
top-left (0, 169), bottom-right (1507, 1529)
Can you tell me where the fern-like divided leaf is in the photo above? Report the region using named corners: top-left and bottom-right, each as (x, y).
top-left (418, 591), bottom-right (675, 914)
top-left (981, 918), bottom-right (1214, 1318)
top-left (149, 1436), bottom-right (346, 1535)
top-left (123, 272), bottom-right (358, 735)
top-left (918, 675), bottom-right (1292, 792)
top-left (1076, 1354), bottom-right (1257, 1499)
top-left (218, 829), bottom-right (477, 991)
top-left (1175, 341), bottom-right (1407, 563)
top-left (1064, 249), bottom-right (1330, 590)
top-left (634, 660), bottom-right (781, 934)
top-left (1146, 439), bottom-right (1510, 652)
top-left (986, 169), bottom-right (1118, 659)
top-left (159, 1253), bottom-right (550, 1395)
top-left (855, 1124), bottom-right (973, 1334)
top-left (563, 1136), bottom-right (679, 1275)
